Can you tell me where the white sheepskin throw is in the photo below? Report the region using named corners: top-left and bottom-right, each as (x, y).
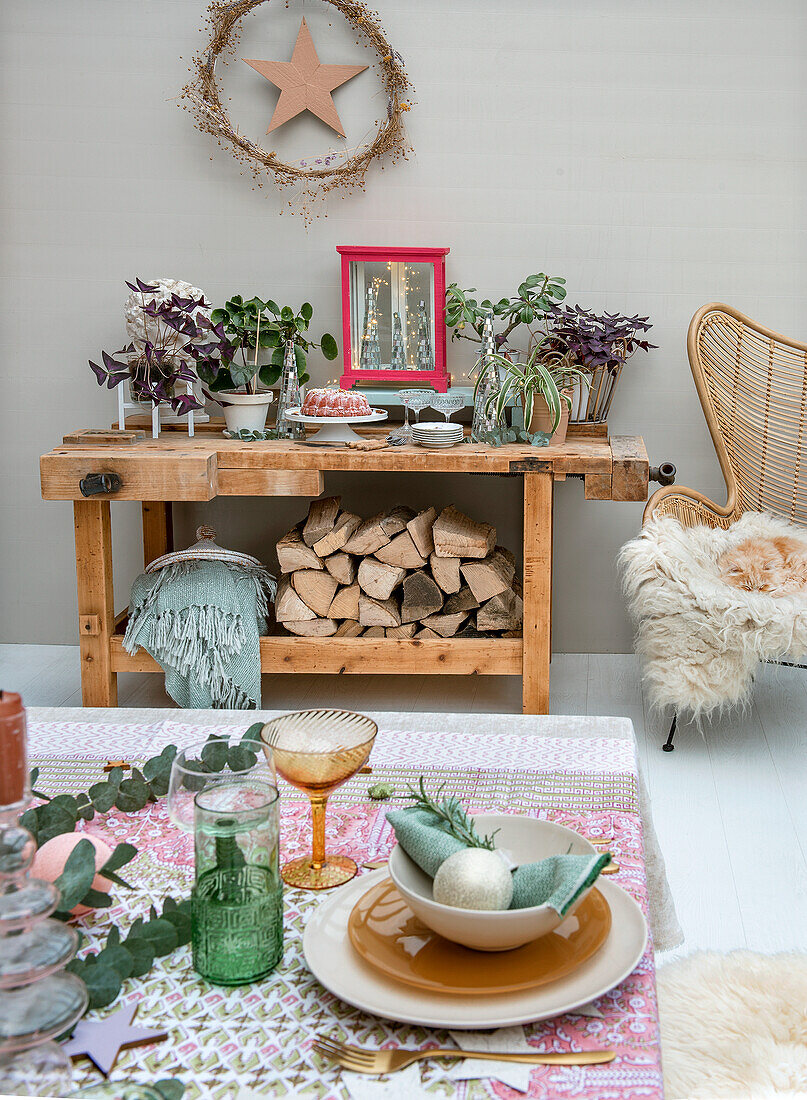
top-left (658, 950), bottom-right (807, 1099)
top-left (620, 513), bottom-right (807, 717)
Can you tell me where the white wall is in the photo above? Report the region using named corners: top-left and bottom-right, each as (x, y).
top-left (2, 0), bottom-right (804, 650)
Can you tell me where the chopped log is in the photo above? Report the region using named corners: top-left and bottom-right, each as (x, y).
top-left (401, 570), bottom-right (443, 623)
top-left (457, 624), bottom-right (485, 638)
top-left (363, 626), bottom-right (386, 638)
top-left (429, 552), bottom-right (461, 594)
top-left (461, 549), bottom-right (516, 603)
top-left (386, 622), bottom-right (417, 638)
top-left (275, 576), bottom-right (316, 623)
top-left (444, 585), bottom-right (480, 615)
top-left (291, 570), bottom-right (338, 618)
top-left (328, 582), bottom-right (360, 621)
top-left (413, 627), bottom-right (439, 639)
top-left (359, 594), bottom-right (401, 628)
top-left (381, 505), bottom-right (417, 536)
top-left (503, 628), bottom-right (523, 638)
top-left (311, 512), bottom-right (361, 557)
top-left (432, 505), bottom-right (496, 559)
top-left (406, 506), bottom-right (437, 558)
top-left (285, 618), bottom-right (337, 637)
top-left (374, 530), bottom-right (426, 570)
top-left (477, 589), bottom-right (524, 632)
top-left (496, 544), bottom-right (517, 568)
top-left (420, 611), bottom-right (469, 637)
top-left (334, 620), bottom-right (364, 637)
top-left (358, 558), bottom-right (406, 601)
top-left (276, 526), bottom-right (322, 573)
top-left (324, 551), bottom-right (356, 586)
top-left (302, 496), bottom-right (341, 547)
top-left (343, 514), bottom-right (390, 556)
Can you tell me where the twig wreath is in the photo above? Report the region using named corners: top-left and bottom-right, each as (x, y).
top-left (180, 0), bottom-right (413, 218)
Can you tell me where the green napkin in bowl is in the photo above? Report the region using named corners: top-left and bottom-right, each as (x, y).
top-left (386, 806), bottom-right (611, 915)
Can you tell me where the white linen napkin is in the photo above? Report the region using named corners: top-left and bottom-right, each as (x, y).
top-left (340, 1061), bottom-right (426, 1100)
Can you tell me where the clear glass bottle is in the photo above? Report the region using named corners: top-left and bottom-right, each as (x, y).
top-left (191, 779), bottom-right (283, 985)
top-left (0, 692), bottom-right (88, 1097)
top-left (471, 310), bottom-right (503, 443)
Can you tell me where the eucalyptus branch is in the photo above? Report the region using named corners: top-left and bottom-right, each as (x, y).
top-left (405, 778), bottom-right (497, 849)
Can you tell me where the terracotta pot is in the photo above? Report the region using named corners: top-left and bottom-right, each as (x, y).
top-left (524, 389), bottom-right (572, 443)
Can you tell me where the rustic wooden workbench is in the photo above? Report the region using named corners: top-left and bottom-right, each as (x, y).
top-left (40, 424), bottom-right (648, 713)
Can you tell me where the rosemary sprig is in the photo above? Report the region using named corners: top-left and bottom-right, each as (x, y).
top-left (405, 778), bottom-right (497, 850)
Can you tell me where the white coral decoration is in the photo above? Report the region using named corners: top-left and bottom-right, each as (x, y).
top-left (124, 278), bottom-right (211, 362)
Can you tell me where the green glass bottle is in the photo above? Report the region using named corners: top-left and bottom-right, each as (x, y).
top-left (191, 779), bottom-right (283, 986)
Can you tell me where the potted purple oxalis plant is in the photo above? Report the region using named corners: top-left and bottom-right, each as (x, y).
top-left (89, 277), bottom-right (235, 427)
top-left (546, 304), bottom-right (656, 423)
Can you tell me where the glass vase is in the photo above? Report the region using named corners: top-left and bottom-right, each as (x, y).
top-left (191, 779), bottom-right (283, 986)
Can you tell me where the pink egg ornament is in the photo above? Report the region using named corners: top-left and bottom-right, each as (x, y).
top-left (33, 832), bottom-right (113, 915)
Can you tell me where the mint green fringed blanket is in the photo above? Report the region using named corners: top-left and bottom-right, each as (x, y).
top-left (123, 560), bottom-right (276, 710)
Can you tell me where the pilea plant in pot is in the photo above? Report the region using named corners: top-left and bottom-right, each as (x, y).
top-left (197, 297), bottom-right (338, 435)
top-left (546, 305), bottom-right (655, 424)
top-left (445, 273), bottom-right (567, 353)
top-left (479, 343), bottom-right (589, 446)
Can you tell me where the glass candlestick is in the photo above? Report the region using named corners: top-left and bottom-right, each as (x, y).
top-left (0, 692), bottom-right (88, 1098)
top-left (275, 340), bottom-right (305, 440)
top-left (191, 779), bottom-right (283, 986)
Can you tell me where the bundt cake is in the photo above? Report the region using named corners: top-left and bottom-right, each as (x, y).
top-left (301, 388), bottom-right (373, 417)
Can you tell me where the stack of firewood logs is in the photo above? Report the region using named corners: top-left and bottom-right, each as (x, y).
top-left (274, 498), bottom-right (523, 638)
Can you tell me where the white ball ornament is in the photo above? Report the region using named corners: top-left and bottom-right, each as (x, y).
top-left (432, 848), bottom-right (514, 911)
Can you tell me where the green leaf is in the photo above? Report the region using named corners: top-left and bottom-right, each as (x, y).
top-left (154, 1080), bottom-right (186, 1100)
top-left (161, 908), bottom-right (192, 946)
top-left (299, 301), bottom-right (313, 322)
top-left (19, 807), bottom-right (38, 837)
top-left (82, 887), bottom-right (113, 908)
top-left (37, 798), bottom-right (79, 843)
top-left (280, 305), bottom-right (294, 322)
top-left (241, 722), bottom-right (264, 746)
top-left (258, 364), bottom-right (282, 387)
top-left (29, 767), bottom-right (39, 787)
top-left (106, 767), bottom-right (124, 790)
top-left (54, 838), bottom-right (97, 910)
top-left (294, 344), bottom-right (306, 374)
top-left (123, 936), bottom-right (155, 978)
top-left (89, 781), bottom-right (118, 812)
top-left (227, 745), bottom-right (257, 773)
top-left (115, 774), bottom-right (151, 813)
top-left (320, 332), bottom-right (338, 360)
top-left (143, 745), bottom-right (177, 782)
top-left (96, 944), bottom-right (134, 979)
top-left (265, 299), bottom-right (280, 315)
top-left (201, 739), bottom-right (228, 772)
top-left (210, 308), bottom-right (227, 324)
top-left (83, 964), bottom-right (122, 1010)
top-left (137, 918), bottom-right (179, 957)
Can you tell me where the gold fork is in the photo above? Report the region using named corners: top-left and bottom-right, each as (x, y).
top-left (312, 1036), bottom-right (616, 1074)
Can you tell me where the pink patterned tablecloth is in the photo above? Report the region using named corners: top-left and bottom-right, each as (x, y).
top-left (27, 717), bottom-right (664, 1100)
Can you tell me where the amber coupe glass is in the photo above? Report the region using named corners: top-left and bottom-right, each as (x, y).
top-left (260, 710), bottom-right (377, 890)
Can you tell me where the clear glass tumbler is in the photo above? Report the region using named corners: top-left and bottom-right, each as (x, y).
top-left (191, 779), bottom-right (283, 986)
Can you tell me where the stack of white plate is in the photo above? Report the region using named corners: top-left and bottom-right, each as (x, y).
top-left (411, 422), bottom-right (464, 448)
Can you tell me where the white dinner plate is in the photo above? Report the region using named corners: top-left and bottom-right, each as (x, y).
top-left (303, 870), bottom-right (647, 1029)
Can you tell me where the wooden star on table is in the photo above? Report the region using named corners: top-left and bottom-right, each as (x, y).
top-left (243, 17), bottom-right (368, 138)
top-left (62, 1002), bottom-right (168, 1076)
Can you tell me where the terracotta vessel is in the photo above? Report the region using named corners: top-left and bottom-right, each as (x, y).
top-left (525, 389), bottom-right (573, 443)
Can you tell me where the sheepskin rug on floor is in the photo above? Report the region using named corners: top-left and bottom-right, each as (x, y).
top-left (620, 512), bottom-right (807, 717)
top-left (658, 951), bottom-right (807, 1099)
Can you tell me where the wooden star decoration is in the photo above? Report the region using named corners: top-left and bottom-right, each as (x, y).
top-left (62, 1002), bottom-right (168, 1076)
top-left (243, 17), bottom-right (368, 138)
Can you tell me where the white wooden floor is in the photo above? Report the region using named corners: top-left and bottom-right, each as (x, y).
top-left (2, 645), bottom-right (805, 956)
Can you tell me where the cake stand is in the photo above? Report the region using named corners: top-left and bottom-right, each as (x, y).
top-left (283, 408), bottom-right (388, 444)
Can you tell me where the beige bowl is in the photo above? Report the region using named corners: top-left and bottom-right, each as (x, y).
top-left (388, 814), bottom-right (597, 952)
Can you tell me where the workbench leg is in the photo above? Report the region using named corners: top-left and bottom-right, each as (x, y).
top-left (142, 501), bottom-right (173, 569)
top-left (74, 500), bottom-right (117, 707)
top-left (522, 472), bottom-right (553, 714)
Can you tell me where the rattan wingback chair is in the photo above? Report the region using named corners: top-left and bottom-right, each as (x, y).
top-left (646, 302), bottom-right (807, 529)
top-left (642, 302), bottom-right (807, 749)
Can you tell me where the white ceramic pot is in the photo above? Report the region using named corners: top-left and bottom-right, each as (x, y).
top-left (219, 392), bottom-right (274, 434)
top-left (388, 814), bottom-right (597, 951)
